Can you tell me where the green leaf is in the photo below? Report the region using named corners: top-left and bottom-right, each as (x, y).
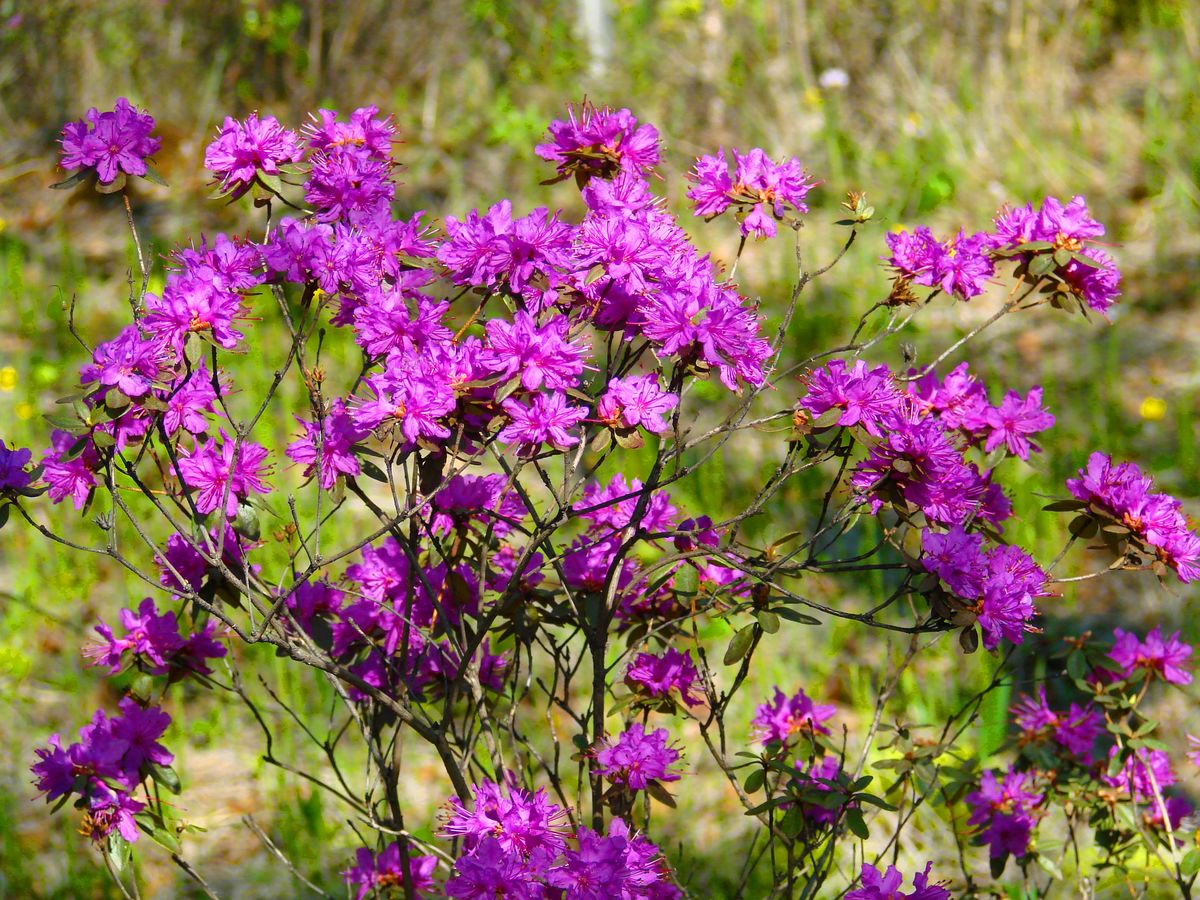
top-left (149, 763), bottom-right (182, 795)
top-left (1181, 849), bottom-right (1200, 878)
top-left (855, 793), bottom-right (897, 811)
top-left (1028, 254), bottom-right (1057, 277)
top-left (844, 807), bottom-right (869, 840)
top-left (0, 503), bottom-right (9, 532)
top-left (96, 172), bottom-right (128, 194)
top-left (141, 163), bottom-right (169, 187)
top-left (755, 610), bottom-right (780, 634)
top-left (723, 624), bottom-right (755, 665)
top-left (107, 834), bottom-right (132, 873)
top-left (1052, 247), bottom-right (1073, 268)
top-left (743, 769), bottom-right (765, 794)
top-left (50, 169), bottom-right (92, 190)
top-left (360, 460), bottom-right (389, 483)
top-left (773, 606), bottom-right (821, 626)
top-left (144, 820), bottom-right (181, 854)
top-left (645, 779), bottom-right (676, 808)
top-left (1042, 499), bottom-right (1087, 512)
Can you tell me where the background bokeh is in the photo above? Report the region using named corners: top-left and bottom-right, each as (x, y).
top-left (1, 1), bottom-right (1198, 896)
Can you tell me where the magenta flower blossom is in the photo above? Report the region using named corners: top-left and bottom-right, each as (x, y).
top-left (752, 687), bottom-right (836, 746)
top-left (965, 770), bottom-right (1042, 859)
top-left (537, 101), bottom-right (660, 182)
top-left (442, 777), bottom-right (569, 859)
top-left (1010, 687), bottom-right (1102, 758)
top-left (498, 392), bottom-right (587, 453)
top-left (286, 398), bottom-right (367, 489)
top-left (594, 723), bottom-right (682, 790)
top-left (886, 226), bottom-right (943, 285)
top-left (596, 374), bottom-right (679, 435)
top-left (624, 648), bottom-right (703, 706)
top-left (482, 311), bottom-right (589, 391)
top-left (885, 227), bottom-right (993, 299)
top-left (204, 113), bottom-right (303, 198)
top-left (342, 843), bottom-right (438, 900)
top-left (0, 440), bottom-right (32, 491)
top-left (58, 98), bottom-right (160, 184)
top-left (801, 359), bottom-right (902, 437)
top-left (1108, 626), bottom-right (1193, 686)
top-left (547, 818), bottom-right (678, 898)
top-left (687, 147), bottom-right (816, 238)
top-left (162, 364), bottom-right (218, 436)
top-left (428, 473), bottom-right (525, 538)
top-left (80, 325), bottom-right (167, 398)
top-left (41, 429), bottom-right (98, 510)
top-left (908, 362), bottom-right (991, 434)
top-left (84, 784), bottom-right (145, 844)
top-left (305, 105), bottom-right (396, 158)
top-left (847, 863), bottom-right (950, 900)
top-left (84, 597), bottom-right (226, 678)
top-left (1102, 745), bottom-right (1176, 800)
top-left (352, 290), bottom-right (451, 357)
top-left (1066, 452), bottom-right (1200, 582)
top-left (176, 433), bottom-right (272, 516)
top-left (445, 837), bottom-right (538, 900)
top-left (143, 273), bottom-right (246, 354)
top-left (983, 387), bottom-right (1055, 460)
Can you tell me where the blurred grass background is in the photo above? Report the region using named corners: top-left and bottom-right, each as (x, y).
top-left (0, 0), bottom-right (1198, 896)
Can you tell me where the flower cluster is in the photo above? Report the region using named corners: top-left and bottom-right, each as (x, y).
top-left (624, 648), bottom-right (703, 707)
top-left (1065, 451), bottom-right (1200, 582)
top-left (920, 525), bottom-right (1048, 649)
top-left (594, 723), bottom-right (682, 791)
top-left (204, 113), bottom-right (304, 198)
top-left (752, 686), bottom-right (836, 747)
top-left (84, 597), bottom-right (226, 679)
top-left (32, 698), bottom-right (173, 844)
top-left (58, 98), bottom-right (160, 185)
top-left (964, 769), bottom-right (1043, 859)
top-left (343, 843), bottom-right (438, 899)
top-left (846, 862), bottom-right (950, 900)
top-left (1109, 626), bottom-right (1193, 685)
top-left (438, 778), bottom-right (678, 898)
top-left (885, 195), bottom-right (1120, 311)
top-left (687, 148), bottom-right (816, 238)
top-left (1010, 687), bottom-right (1102, 759)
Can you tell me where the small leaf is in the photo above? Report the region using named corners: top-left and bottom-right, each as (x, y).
top-left (360, 460), bottom-right (389, 483)
top-left (96, 172), bottom-right (128, 194)
top-left (723, 624), bottom-right (755, 666)
top-left (1042, 499), bottom-right (1087, 512)
top-left (1052, 247), bottom-right (1073, 268)
top-left (50, 169), bottom-right (92, 190)
top-left (755, 610), bottom-right (780, 634)
top-left (1181, 849), bottom-right (1200, 878)
top-left (773, 606), bottom-right (821, 626)
top-left (743, 769), bottom-right (765, 794)
top-left (107, 834), bottom-right (131, 873)
top-left (645, 779), bottom-right (677, 808)
top-left (141, 163), bottom-right (169, 187)
top-left (1028, 254), bottom-right (1056, 277)
top-left (844, 807), bottom-right (869, 840)
top-left (149, 763), bottom-right (182, 795)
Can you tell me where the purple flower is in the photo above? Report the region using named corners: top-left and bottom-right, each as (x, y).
top-left (594, 723), bottom-right (681, 790)
top-left (687, 148), bottom-right (815, 238)
top-left (596, 374), bottom-right (679, 435)
top-left (547, 818), bottom-right (678, 899)
top-left (1187, 735), bottom-right (1200, 768)
top-left (624, 648), bottom-right (703, 706)
top-left (84, 784), bottom-right (145, 844)
top-left (933, 230), bottom-right (994, 300)
top-left (41, 429), bottom-right (98, 510)
top-left (305, 105), bottom-right (396, 158)
top-left (286, 398), bottom-right (367, 490)
top-left (0, 440), bottom-right (32, 490)
top-left (442, 777), bottom-right (569, 859)
top-left (847, 862), bottom-right (950, 900)
top-left (80, 325), bottom-right (166, 399)
top-left (1066, 452), bottom-right (1200, 582)
top-left (143, 273), bottom-right (246, 354)
top-left (1109, 626), bottom-right (1193, 686)
top-left (110, 697), bottom-right (173, 774)
top-left (801, 360), bottom-right (902, 437)
top-left (58, 98), bottom-right (161, 184)
top-left (482, 311), bottom-right (589, 391)
top-left (537, 102), bottom-right (660, 182)
top-left (204, 113), bottom-right (303, 198)
top-left (921, 526), bottom-right (987, 598)
top-left (1010, 687), bottom-right (1102, 759)
top-left (965, 770), bottom-right (1042, 859)
top-left (498, 392), bottom-right (587, 453)
top-left (445, 837), bottom-right (539, 900)
top-left (983, 387), bottom-right (1055, 460)
top-left (176, 432), bottom-right (272, 516)
top-left (305, 143), bottom-right (394, 223)
top-left (352, 290), bottom-right (451, 357)
top-left (429, 473), bottom-right (525, 538)
top-left (1102, 745), bottom-right (1176, 800)
top-left (162, 364), bottom-right (218, 435)
top-left (342, 843), bottom-right (438, 900)
top-left (908, 362), bottom-right (991, 434)
top-left (751, 687), bottom-right (836, 746)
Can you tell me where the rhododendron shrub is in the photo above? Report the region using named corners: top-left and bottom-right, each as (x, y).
top-left (4, 97), bottom-right (1197, 897)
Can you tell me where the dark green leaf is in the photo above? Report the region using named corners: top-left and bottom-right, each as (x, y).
top-left (743, 769), bottom-right (765, 794)
top-left (1042, 499), bottom-right (1087, 512)
top-left (773, 606), bottom-right (821, 626)
top-left (149, 763), bottom-right (182, 795)
top-left (107, 834), bottom-right (131, 873)
top-left (141, 163), bottom-right (169, 187)
top-left (844, 807), bottom-right (869, 840)
top-left (96, 172), bottom-right (128, 194)
top-left (723, 624), bottom-right (755, 666)
top-left (755, 610), bottom-right (780, 634)
top-left (50, 169), bottom-right (92, 190)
